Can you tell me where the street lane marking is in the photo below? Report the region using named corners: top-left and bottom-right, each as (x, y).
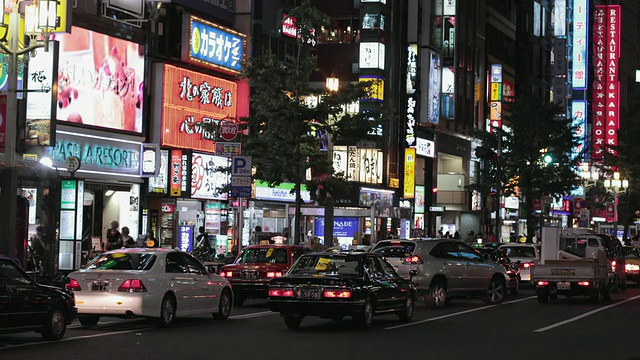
top-left (0, 328), bottom-right (151, 351)
top-left (384, 296), bottom-right (536, 330)
top-left (230, 311), bottom-right (278, 320)
top-left (533, 295), bottom-right (640, 333)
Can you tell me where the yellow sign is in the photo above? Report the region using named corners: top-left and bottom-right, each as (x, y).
top-left (490, 83), bottom-right (502, 101)
top-left (389, 178), bottom-right (400, 188)
top-left (359, 77), bottom-right (384, 101)
top-left (55, 0), bottom-right (73, 34)
top-left (315, 258), bottom-right (331, 271)
top-left (403, 148), bottom-right (416, 198)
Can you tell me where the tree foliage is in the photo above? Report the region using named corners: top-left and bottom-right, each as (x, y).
top-left (470, 96), bottom-right (583, 240)
top-left (239, 0), bottom-right (376, 243)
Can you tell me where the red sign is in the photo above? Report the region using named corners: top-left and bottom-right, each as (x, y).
top-left (282, 13), bottom-right (297, 38)
top-left (606, 202), bottom-right (615, 222)
top-left (219, 120), bottom-right (238, 141)
top-left (170, 150), bottom-right (183, 197)
top-left (161, 64), bottom-right (238, 153)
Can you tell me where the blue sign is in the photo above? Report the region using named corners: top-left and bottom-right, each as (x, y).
top-left (178, 225), bottom-right (194, 252)
top-left (185, 15), bottom-right (246, 74)
top-left (314, 217), bottom-right (359, 238)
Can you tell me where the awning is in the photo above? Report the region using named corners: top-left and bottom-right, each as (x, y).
top-left (0, 154), bottom-right (59, 184)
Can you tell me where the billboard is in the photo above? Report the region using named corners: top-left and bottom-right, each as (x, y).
top-left (161, 64), bottom-right (238, 153)
top-left (182, 15), bottom-right (246, 74)
top-left (56, 27), bottom-right (145, 133)
top-left (191, 152), bottom-right (229, 200)
top-left (25, 41), bottom-right (58, 147)
top-left (572, 0), bottom-right (588, 89)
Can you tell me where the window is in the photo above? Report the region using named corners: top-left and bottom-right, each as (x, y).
top-left (184, 254), bottom-right (207, 275)
top-left (457, 243), bottom-right (482, 261)
top-left (166, 253), bottom-right (188, 274)
top-left (430, 242), bottom-right (460, 259)
top-left (376, 257), bottom-right (397, 277)
top-left (85, 253), bottom-right (156, 271)
top-left (237, 248), bottom-right (289, 264)
top-left (0, 261), bottom-right (33, 287)
top-left (501, 246), bottom-right (536, 258)
top-left (365, 257), bottom-right (385, 278)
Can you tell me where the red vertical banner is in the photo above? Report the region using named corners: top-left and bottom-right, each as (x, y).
top-left (592, 6), bottom-right (607, 161)
top-left (605, 5), bottom-right (621, 156)
top-left (170, 149), bottom-right (183, 197)
top-left (0, 95), bottom-right (6, 152)
top-left (605, 202), bottom-right (615, 222)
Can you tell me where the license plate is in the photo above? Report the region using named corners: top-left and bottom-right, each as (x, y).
top-left (300, 287), bottom-right (320, 299)
top-left (91, 281), bottom-right (109, 292)
top-left (241, 271), bottom-right (258, 280)
top-left (557, 282), bottom-right (571, 290)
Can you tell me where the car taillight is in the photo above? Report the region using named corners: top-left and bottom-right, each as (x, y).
top-left (611, 260), bottom-right (617, 272)
top-left (537, 281), bottom-right (549, 286)
top-left (266, 271), bottom-right (283, 278)
top-left (323, 290), bottom-right (351, 298)
top-left (268, 289), bottom-right (294, 297)
top-left (66, 278), bottom-right (82, 291)
top-left (519, 261), bottom-right (535, 268)
top-left (578, 281), bottom-right (590, 286)
top-left (402, 255), bottom-right (423, 264)
top-left (118, 279), bottom-right (147, 292)
top-left (221, 271), bottom-right (234, 277)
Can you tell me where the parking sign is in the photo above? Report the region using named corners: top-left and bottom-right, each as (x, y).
top-left (232, 156), bottom-right (252, 176)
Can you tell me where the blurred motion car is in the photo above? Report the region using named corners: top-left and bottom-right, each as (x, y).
top-left (219, 244), bottom-right (311, 306)
top-left (623, 246), bottom-right (640, 284)
top-left (0, 255), bottom-right (77, 340)
top-left (499, 243), bottom-right (540, 283)
top-left (394, 239), bottom-right (509, 308)
top-left (370, 239), bottom-right (419, 278)
top-left (268, 252), bottom-right (416, 329)
top-left (67, 248), bottom-right (233, 327)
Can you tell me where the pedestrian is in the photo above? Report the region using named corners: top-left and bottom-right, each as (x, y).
top-left (145, 230), bottom-right (157, 248)
top-left (453, 231), bottom-right (461, 239)
top-left (121, 226), bottom-right (136, 248)
top-left (105, 221), bottom-right (121, 250)
top-left (250, 226), bottom-right (262, 245)
top-left (195, 226), bottom-right (212, 252)
top-left (465, 231), bottom-right (475, 245)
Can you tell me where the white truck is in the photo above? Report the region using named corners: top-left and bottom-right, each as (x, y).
top-left (531, 227), bottom-right (612, 304)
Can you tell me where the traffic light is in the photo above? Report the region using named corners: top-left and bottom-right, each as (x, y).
top-left (543, 153), bottom-right (554, 165)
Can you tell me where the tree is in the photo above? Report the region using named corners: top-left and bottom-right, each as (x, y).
top-left (240, 1), bottom-right (375, 244)
top-left (469, 96), bottom-right (583, 241)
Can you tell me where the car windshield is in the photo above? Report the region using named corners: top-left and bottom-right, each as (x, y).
top-left (84, 252), bottom-right (156, 270)
top-left (501, 246), bottom-right (536, 258)
top-left (237, 248), bottom-right (288, 264)
top-left (290, 254), bottom-right (362, 276)
top-left (624, 247), bottom-right (639, 259)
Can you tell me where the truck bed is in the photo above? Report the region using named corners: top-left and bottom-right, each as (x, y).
top-left (532, 259), bottom-right (608, 281)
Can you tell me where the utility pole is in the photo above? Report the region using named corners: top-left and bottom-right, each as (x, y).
top-left (495, 128), bottom-right (502, 243)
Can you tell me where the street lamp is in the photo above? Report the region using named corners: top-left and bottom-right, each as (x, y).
top-left (580, 162), bottom-right (600, 188)
top-left (604, 171), bottom-right (629, 239)
top-left (326, 76), bottom-right (339, 92)
top-left (0, 0), bottom-right (58, 261)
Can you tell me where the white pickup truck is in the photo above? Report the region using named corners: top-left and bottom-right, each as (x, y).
top-left (532, 227), bottom-right (612, 304)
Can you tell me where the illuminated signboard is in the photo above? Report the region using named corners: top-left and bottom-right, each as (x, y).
top-left (426, 50), bottom-right (441, 124)
top-left (282, 13), bottom-right (297, 38)
top-left (605, 5), bottom-right (620, 156)
top-left (46, 130), bottom-right (141, 177)
top-left (160, 64), bottom-right (238, 153)
top-left (183, 15), bottom-right (246, 74)
top-left (414, 185), bottom-right (425, 214)
top-left (359, 42), bottom-right (385, 70)
top-left (191, 152), bottom-right (229, 200)
top-left (362, 13), bottom-right (385, 31)
top-left (406, 43), bottom-right (418, 146)
top-left (313, 217), bottom-right (359, 237)
top-left (571, 101), bottom-right (587, 160)
top-left (57, 27), bottom-right (145, 133)
top-left (333, 146), bottom-right (383, 184)
top-left (359, 188), bottom-right (395, 217)
top-left (415, 137), bottom-right (435, 158)
top-left (25, 41), bottom-right (58, 147)
top-left (178, 225), bottom-right (194, 252)
top-left (404, 148), bottom-right (415, 198)
top-left (572, 0), bottom-right (588, 90)
top-left (553, 0), bottom-right (566, 36)
top-left (359, 76), bottom-right (384, 101)
top-left (149, 149), bottom-right (169, 194)
top-left (254, 181), bottom-right (311, 202)
top-left (169, 149), bottom-right (189, 197)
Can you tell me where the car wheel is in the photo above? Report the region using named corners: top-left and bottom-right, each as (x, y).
top-left (398, 295), bottom-right (414, 322)
top-left (425, 280), bottom-right (447, 309)
top-left (41, 306), bottom-right (67, 341)
top-left (213, 288), bottom-right (232, 320)
top-left (481, 277), bottom-right (506, 305)
top-left (156, 294), bottom-right (176, 328)
top-left (234, 297), bottom-right (245, 307)
top-left (284, 315), bottom-right (302, 329)
top-left (354, 299), bottom-right (374, 328)
top-left (78, 315), bottom-right (100, 327)
top-left (537, 294), bottom-right (549, 303)
top-left (510, 277), bottom-right (520, 295)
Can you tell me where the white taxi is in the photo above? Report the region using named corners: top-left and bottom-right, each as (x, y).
top-left (67, 248), bottom-right (233, 327)
top-left (499, 243), bottom-right (540, 282)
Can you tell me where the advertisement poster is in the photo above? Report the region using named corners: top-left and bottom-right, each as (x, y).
top-left (56, 27), bottom-right (145, 133)
top-left (25, 41), bottom-right (58, 147)
top-left (414, 185), bottom-right (425, 214)
top-left (191, 152), bottom-right (229, 200)
top-left (178, 225), bottom-right (194, 252)
top-left (313, 217), bottom-right (359, 238)
top-left (149, 149), bottom-right (169, 194)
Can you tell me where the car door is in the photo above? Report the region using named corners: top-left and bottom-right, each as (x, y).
top-left (0, 259), bottom-right (49, 327)
top-left (456, 242), bottom-right (494, 290)
top-left (184, 253), bottom-right (215, 311)
top-left (165, 252), bottom-right (196, 311)
top-left (376, 256), bottom-right (407, 308)
top-left (428, 242), bottom-right (467, 293)
top-left (364, 256), bottom-right (395, 310)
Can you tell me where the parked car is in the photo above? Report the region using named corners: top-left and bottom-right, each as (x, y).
top-left (499, 243), bottom-right (540, 283)
top-left (219, 244), bottom-right (311, 306)
top-left (268, 252), bottom-right (417, 329)
top-left (393, 238), bottom-right (509, 308)
top-left (67, 248), bottom-right (233, 327)
top-left (323, 245), bottom-right (372, 253)
top-left (0, 255), bottom-right (77, 340)
top-left (370, 239), bottom-right (420, 278)
top-left (623, 246), bottom-right (640, 284)
top-left (477, 247), bottom-right (520, 295)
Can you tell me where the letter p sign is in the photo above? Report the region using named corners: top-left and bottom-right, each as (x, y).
top-left (232, 156), bottom-right (252, 176)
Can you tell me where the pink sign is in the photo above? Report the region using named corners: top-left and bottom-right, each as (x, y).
top-left (0, 95), bottom-right (6, 151)
top-left (592, 6), bottom-right (607, 161)
top-left (605, 6), bottom-right (620, 156)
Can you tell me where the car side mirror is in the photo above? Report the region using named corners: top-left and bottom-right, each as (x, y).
top-left (409, 269), bottom-right (417, 282)
top-left (206, 265), bottom-right (217, 274)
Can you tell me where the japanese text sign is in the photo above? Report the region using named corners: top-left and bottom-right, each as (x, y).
top-left (183, 15), bottom-right (246, 74)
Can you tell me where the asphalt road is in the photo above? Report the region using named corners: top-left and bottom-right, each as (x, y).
top-left (2, 285), bottom-right (640, 360)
